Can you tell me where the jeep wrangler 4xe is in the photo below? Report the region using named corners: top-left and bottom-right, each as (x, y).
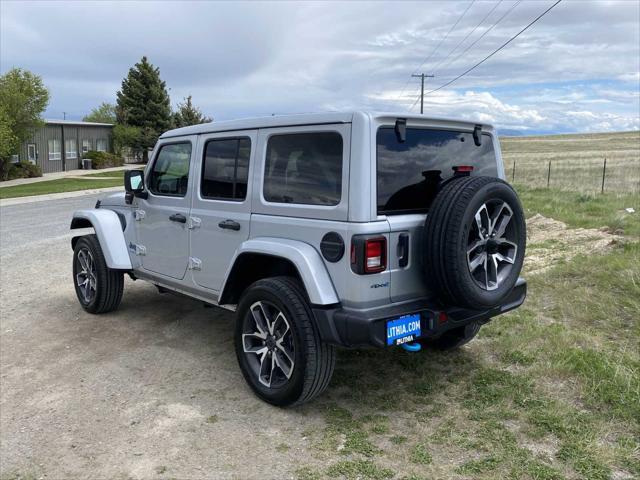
top-left (70, 112), bottom-right (526, 406)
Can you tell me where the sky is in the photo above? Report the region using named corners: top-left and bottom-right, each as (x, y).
top-left (1, 0), bottom-right (639, 135)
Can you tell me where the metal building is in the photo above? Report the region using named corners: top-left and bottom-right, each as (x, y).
top-left (16, 120), bottom-right (113, 173)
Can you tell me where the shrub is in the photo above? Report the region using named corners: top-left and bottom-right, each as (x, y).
top-left (83, 150), bottom-right (124, 169)
top-left (0, 160), bottom-right (42, 181)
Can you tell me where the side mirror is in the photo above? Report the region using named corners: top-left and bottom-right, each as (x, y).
top-left (124, 170), bottom-right (147, 203)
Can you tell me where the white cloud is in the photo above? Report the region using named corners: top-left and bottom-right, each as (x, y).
top-left (0, 0), bottom-right (638, 134)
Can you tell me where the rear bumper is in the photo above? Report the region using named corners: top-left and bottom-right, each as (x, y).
top-left (313, 278), bottom-right (526, 348)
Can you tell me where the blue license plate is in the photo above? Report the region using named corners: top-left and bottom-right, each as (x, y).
top-left (386, 313), bottom-right (421, 346)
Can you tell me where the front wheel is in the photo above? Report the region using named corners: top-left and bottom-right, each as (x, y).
top-left (72, 234), bottom-right (124, 314)
top-left (234, 277), bottom-right (335, 406)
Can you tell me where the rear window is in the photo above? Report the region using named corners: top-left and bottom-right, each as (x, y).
top-left (377, 127), bottom-right (497, 214)
top-left (264, 132), bottom-right (343, 206)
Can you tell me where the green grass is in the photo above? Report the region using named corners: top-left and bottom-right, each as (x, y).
top-left (516, 185), bottom-right (640, 238)
top-left (81, 170), bottom-right (129, 178)
top-left (326, 460), bottom-right (394, 480)
top-left (295, 192), bottom-right (638, 478)
top-left (0, 177), bottom-right (123, 199)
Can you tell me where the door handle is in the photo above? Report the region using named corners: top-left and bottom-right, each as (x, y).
top-left (218, 219), bottom-right (241, 231)
top-left (169, 213), bottom-right (187, 224)
top-left (398, 233), bottom-right (409, 268)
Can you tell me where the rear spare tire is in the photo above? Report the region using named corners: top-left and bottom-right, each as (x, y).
top-left (423, 176), bottom-right (526, 309)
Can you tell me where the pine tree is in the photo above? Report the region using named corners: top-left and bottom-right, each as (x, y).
top-left (116, 57), bottom-right (172, 161)
top-left (173, 95), bottom-right (212, 128)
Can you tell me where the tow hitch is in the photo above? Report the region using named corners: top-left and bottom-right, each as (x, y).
top-left (400, 342), bottom-right (422, 352)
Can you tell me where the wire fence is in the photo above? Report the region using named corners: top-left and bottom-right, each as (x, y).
top-left (500, 132), bottom-right (640, 195)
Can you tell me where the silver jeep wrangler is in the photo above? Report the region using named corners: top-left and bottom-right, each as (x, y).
top-left (70, 112), bottom-right (526, 406)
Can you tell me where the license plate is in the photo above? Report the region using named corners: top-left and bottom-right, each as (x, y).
top-left (386, 313), bottom-right (421, 346)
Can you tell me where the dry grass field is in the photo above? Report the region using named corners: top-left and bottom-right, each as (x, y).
top-left (501, 131), bottom-right (640, 194)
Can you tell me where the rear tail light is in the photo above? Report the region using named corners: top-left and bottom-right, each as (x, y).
top-left (365, 238), bottom-right (386, 273)
top-left (351, 236), bottom-right (387, 274)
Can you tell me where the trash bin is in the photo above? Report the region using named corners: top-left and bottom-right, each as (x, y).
top-left (82, 158), bottom-right (92, 170)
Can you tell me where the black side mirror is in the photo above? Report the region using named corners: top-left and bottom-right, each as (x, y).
top-left (124, 170), bottom-right (147, 203)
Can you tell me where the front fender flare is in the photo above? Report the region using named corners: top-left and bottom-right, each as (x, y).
top-left (70, 209), bottom-right (132, 270)
top-left (221, 238), bottom-right (339, 305)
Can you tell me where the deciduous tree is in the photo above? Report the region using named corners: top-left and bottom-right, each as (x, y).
top-left (0, 68), bottom-right (49, 149)
top-left (83, 102), bottom-right (116, 124)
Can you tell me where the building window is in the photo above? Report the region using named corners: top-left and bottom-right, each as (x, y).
top-left (65, 139), bottom-right (77, 159)
top-left (82, 139), bottom-right (91, 154)
top-left (96, 139), bottom-right (107, 152)
top-left (11, 154), bottom-right (19, 163)
top-left (48, 139), bottom-right (61, 161)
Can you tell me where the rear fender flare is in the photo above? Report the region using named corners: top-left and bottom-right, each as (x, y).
top-left (70, 209), bottom-right (132, 270)
top-left (220, 238), bottom-right (339, 306)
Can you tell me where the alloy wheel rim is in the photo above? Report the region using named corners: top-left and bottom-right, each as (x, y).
top-left (242, 301), bottom-right (295, 388)
top-left (76, 248), bottom-right (97, 303)
top-left (467, 201), bottom-right (518, 291)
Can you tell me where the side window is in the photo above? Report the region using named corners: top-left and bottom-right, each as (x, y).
top-left (264, 132), bottom-right (343, 206)
top-left (148, 142), bottom-right (192, 197)
top-left (201, 137), bottom-right (251, 200)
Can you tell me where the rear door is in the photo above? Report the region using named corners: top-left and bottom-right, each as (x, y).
top-left (189, 130), bottom-right (256, 291)
top-left (375, 124), bottom-right (499, 302)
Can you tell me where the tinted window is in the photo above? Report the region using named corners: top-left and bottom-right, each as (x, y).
top-left (377, 128), bottom-right (497, 214)
top-left (148, 142), bottom-right (192, 196)
top-left (264, 132), bottom-right (343, 206)
top-left (201, 137), bottom-right (251, 200)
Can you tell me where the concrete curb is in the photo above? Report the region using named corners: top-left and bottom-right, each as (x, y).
top-left (0, 187), bottom-right (123, 207)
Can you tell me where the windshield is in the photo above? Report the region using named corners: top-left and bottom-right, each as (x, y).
top-left (377, 127), bottom-right (498, 214)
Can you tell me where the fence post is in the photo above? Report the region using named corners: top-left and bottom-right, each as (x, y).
top-left (512, 160), bottom-right (516, 182)
top-left (547, 160), bottom-right (551, 188)
top-left (601, 158), bottom-right (607, 194)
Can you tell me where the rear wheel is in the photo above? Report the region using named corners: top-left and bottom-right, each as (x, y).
top-left (72, 234), bottom-right (124, 314)
top-left (234, 277), bottom-right (335, 406)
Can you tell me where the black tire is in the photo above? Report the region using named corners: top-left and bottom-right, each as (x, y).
top-left (234, 276), bottom-right (336, 407)
top-left (72, 234), bottom-right (124, 314)
top-left (419, 321), bottom-right (481, 351)
top-left (424, 176), bottom-right (526, 309)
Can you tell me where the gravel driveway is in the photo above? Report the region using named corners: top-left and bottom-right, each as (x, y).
top-left (0, 194), bottom-right (325, 479)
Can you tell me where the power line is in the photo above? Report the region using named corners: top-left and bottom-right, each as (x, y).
top-left (412, 0), bottom-right (476, 75)
top-left (437, 0), bottom-right (522, 75)
top-left (424, 0), bottom-right (562, 96)
top-left (409, 93), bottom-right (421, 112)
top-left (431, 0), bottom-right (504, 73)
top-left (394, 0), bottom-right (476, 103)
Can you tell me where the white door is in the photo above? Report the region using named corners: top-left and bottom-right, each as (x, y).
top-left (27, 144), bottom-right (37, 164)
top-left (134, 138), bottom-right (195, 280)
top-left (190, 130), bottom-right (256, 291)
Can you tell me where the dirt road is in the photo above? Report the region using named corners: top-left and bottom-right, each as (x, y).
top-left (0, 195), bottom-right (325, 479)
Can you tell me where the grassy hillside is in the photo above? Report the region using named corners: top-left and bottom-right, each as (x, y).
top-left (500, 131), bottom-right (640, 194)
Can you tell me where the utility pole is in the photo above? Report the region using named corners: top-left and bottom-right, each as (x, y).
top-left (63, 112), bottom-right (67, 120)
top-left (412, 73), bottom-right (434, 114)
